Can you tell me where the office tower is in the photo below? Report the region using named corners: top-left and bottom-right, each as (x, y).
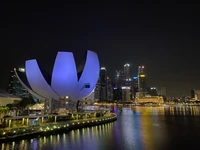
top-left (7, 68), bottom-right (30, 98)
top-left (138, 66), bottom-right (146, 97)
top-left (147, 87), bottom-right (158, 96)
top-left (113, 70), bottom-right (123, 101)
top-left (160, 87), bottom-right (166, 96)
top-left (124, 63), bottom-right (130, 78)
top-left (121, 86), bottom-right (131, 101)
top-left (124, 63), bottom-right (132, 86)
top-left (138, 65), bottom-right (144, 74)
top-left (115, 70), bottom-right (124, 88)
top-left (94, 78), bottom-right (101, 101)
top-left (106, 77), bottom-right (113, 100)
top-left (99, 67), bottom-right (107, 101)
top-left (191, 89), bottom-right (200, 100)
top-left (133, 76), bottom-right (139, 98)
top-left (191, 89), bottom-right (195, 99)
top-left (113, 87), bottom-right (122, 101)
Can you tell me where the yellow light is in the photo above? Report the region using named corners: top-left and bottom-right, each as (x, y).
top-left (140, 75), bottom-right (145, 77)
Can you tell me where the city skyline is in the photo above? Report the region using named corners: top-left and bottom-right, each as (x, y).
top-left (1, 2), bottom-right (200, 97)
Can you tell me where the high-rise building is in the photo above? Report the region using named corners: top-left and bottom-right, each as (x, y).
top-left (106, 76), bottom-right (113, 101)
top-left (99, 67), bottom-right (107, 101)
top-left (138, 66), bottom-right (147, 97)
top-left (124, 63), bottom-right (132, 87)
top-left (7, 68), bottom-right (30, 98)
top-left (147, 87), bottom-right (158, 96)
top-left (191, 89), bottom-right (200, 100)
top-left (160, 87), bottom-right (166, 97)
top-left (94, 78), bottom-right (101, 101)
top-left (113, 87), bottom-right (122, 101)
top-left (191, 89), bottom-right (195, 99)
top-left (121, 86), bottom-right (131, 101)
top-left (138, 65), bottom-right (144, 74)
top-left (94, 67), bottom-right (113, 102)
top-left (124, 63), bottom-right (130, 78)
top-left (133, 76), bottom-right (139, 99)
top-left (115, 70), bottom-right (124, 88)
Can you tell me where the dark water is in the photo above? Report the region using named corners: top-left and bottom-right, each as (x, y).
top-left (1, 106), bottom-right (200, 150)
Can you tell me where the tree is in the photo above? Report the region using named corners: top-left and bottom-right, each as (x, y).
top-left (0, 106), bottom-right (9, 118)
top-left (13, 97), bottom-right (35, 109)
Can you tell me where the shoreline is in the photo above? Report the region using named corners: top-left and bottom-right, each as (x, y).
top-left (0, 113), bottom-right (117, 143)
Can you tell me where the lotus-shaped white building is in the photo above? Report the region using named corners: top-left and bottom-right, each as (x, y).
top-left (15, 50), bottom-right (100, 103)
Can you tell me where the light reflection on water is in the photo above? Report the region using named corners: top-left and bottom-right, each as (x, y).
top-left (1, 106), bottom-right (200, 150)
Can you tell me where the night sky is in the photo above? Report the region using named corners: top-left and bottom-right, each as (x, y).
top-left (1, 2), bottom-right (200, 97)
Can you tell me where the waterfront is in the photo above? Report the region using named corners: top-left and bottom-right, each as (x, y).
top-left (1, 106), bottom-right (200, 150)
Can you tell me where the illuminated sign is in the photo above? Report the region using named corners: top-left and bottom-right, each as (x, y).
top-left (121, 86), bottom-right (131, 90)
top-left (133, 76), bottom-right (138, 79)
top-left (140, 75), bottom-right (145, 77)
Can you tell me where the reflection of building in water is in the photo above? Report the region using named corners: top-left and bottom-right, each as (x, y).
top-left (135, 106), bottom-right (165, 149)
top-left (165, 106), bottom-right (200, 116)
top-left (134, 106), bottom-right (165, 115)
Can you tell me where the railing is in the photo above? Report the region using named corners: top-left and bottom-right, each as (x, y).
top-left (0, 113), bottom-right (117, 141)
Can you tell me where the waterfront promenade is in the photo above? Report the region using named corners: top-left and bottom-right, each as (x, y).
top-left (0, 113), bottom-right (117, 142)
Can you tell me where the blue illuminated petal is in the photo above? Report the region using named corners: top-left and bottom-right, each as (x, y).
top-left (25, 59), bottom-right (59, 100)
top-left (14, 69), bottom-right (45, 100)
top-left (51, 52), bottom-right (78, 97)
top-left (77, 50), bottom-right (100, 99)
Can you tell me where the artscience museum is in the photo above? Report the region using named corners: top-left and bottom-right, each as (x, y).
top-left (14, 50), bottom-right (100, 113)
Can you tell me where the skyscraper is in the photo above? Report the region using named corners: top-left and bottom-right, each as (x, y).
top-left (147, 87), bottom-right (158, 96)
top-left (113, 70), bottom-right (123, 101)
top-left (160, 87), bottom-right (166, 97)
top-left (138, 65), bottom-right (144, 74)
top-left (7, 68), bottom-right (30, 98)
top-left (115, 70), bottom-right (124, 88)
top-left (133, 76), bottom-right (138, 99)
top-left (138, 66), bottom-right (147, 97)
top-left (106, 76), bottom-right (113, 101)
top-left (99, 67), bottom-right (107, 101)
top-left (124, 63), bottom-right (130, 78)
top-left (191, 89), bottom-right (195, 99)
top-left (94, 78), bottom-right (101, 101)
top-left (191, 89), bottom-right (200, 100)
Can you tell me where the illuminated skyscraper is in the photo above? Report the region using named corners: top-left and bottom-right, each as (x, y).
top-left (138, 65), bottom-right (144, 74)
top-left (99, 67), bottom-right (107, 101)
top-left (191, 89), bottom-right (200, 100)
top-left (106, 76), bottom-right (113, 100)
top-left (138, 66), bottom-right (146, 97)
top-left (133, 76), bottom-right (138, 98)
top-left (113, 64), bottom-right (133, 101)
top-left (124, 63), bottom-right (130, 78)
top-left (7, 68), bottom-right (30, 98)
top-left (147, 87), bottom-right (158, 96)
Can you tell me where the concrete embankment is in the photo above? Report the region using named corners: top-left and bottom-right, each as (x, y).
top-left (0, 113), bottom-right (117, 143)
